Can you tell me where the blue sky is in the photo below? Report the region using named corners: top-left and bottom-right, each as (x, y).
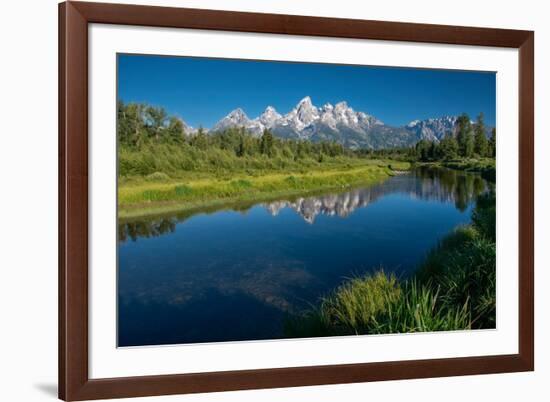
top-left (118, 54), bottom-right (496, 128)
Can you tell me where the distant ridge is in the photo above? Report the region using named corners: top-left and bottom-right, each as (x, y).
top-left (196, 96), bottom-right (490, 149)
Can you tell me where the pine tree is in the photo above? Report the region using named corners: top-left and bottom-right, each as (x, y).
top-left (489, 127), bottom-right (496, 157)
top-left (439, 133), bottom-right (459, 160)
top-left (415, 139), bottom-right (431, 161)
top-left (456, 113), bottom-right (474, 158)
top-left (474, 113), bottom-right (488, 157)
top-left (260, 129), bottom-right (274, 156)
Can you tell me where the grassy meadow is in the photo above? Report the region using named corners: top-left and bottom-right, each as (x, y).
top-left (119, 164), bottom-right (398, 219)
top-left (118, 140), bottom-right (410, 219)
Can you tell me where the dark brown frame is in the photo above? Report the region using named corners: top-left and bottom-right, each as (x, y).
top-left (59, 1), bottom-right (534, 400)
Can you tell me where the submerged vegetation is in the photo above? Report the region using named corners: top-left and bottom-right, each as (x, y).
top-left (285, 190), bottom-right (496, 336)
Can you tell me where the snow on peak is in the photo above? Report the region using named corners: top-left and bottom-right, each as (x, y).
top-left (297, 96), bottom-right (313, 107)
top-left (258, 106), bottom-right (282, 127)
top-left (226, 108), bottom-right (248, 121)
top-left (208, 96), bottom-right (467, 148)
top-left (322, 103), bottom-right (334, 111)
top-left (405, 115), bottom-right (459, 141)
top-left (334, 101), bottom-right (349, 110)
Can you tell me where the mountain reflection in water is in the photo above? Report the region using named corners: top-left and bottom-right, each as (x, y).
top-left (119, 167), bottom-right (489, 242)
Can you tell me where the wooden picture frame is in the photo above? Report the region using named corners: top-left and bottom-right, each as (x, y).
top-left (59, 1), bottom-right (534, 400)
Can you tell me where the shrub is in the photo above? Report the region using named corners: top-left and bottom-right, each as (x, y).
top-left (145, 172), bottom-right (170, 181)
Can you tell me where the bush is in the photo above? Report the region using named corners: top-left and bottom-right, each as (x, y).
top-left (145, 172), bottom-right (170, 181)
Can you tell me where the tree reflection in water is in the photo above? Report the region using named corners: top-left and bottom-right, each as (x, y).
top-left (118, 167), bottom-right (491, 242)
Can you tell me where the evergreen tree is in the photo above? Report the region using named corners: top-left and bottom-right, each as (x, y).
top-left (488, 127), bottom-right (496, 157)
top-left (474, 113), bottom-right (488, 157)
top-left (415, 139), bottom-right (431, 161)
top-left (438, 133), bottom-right (459, 160)
top-left (260, 129), bottom-right (274, 156)
top-left (429, 141), bottom-right (438, 160)
top-left (456, 113), bottom-right (474, 158)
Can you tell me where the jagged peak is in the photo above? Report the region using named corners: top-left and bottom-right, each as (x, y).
top-left (261, 106), bottom-right (281, 118)
top-left (258, 106), bottom-right (282, 126)
top-left (334, 101), bottom-right (349, 110)
top-left (226, 107), bottom-right (248, 119)
top-left (207, 97), bottom-right (470, 148)
top-left (297, 95), bottom-right (312, 105)
top-left (407, 115), bottom-right (458, 127)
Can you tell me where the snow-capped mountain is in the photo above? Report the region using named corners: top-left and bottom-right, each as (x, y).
top-left (207, 97), bottom-right (486, 149)
top-left (405, 116), bottom-right (459, 142)
top-left (258, 106), bottom-right (282, 127)
top-left (211, 96), bottom-right (390, 148)
top-left (210, 108), bottom-right (262, 135)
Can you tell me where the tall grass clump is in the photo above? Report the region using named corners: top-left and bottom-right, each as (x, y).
top-left (417, 190), bottom-right (496, 328)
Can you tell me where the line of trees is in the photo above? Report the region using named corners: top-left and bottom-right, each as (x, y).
top-left (414, 113), bottom-right (496, 162)
top-left (117, 101), bottom-right (495, 166)
top-left (117, 101), bottom-right (188, 147)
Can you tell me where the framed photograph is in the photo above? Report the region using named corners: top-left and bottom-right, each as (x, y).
top-left (59, 1), bottom-right (534, 400)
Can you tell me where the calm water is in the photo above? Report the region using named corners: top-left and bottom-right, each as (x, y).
top-left (118, 168), bottom-right (489, 347)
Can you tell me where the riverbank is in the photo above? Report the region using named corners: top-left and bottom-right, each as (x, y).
top-left (415, 158), bottom-right (495, 181)
top-left (118, 160), bottom-right (410, 219)
top-left (285, 190), bottom-right (496, 336)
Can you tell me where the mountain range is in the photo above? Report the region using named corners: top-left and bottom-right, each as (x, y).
top-left (182, 96), bottom-right (487, 149)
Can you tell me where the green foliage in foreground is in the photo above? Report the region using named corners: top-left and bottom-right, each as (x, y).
top-left (285, 191), bottom-right (496, 337)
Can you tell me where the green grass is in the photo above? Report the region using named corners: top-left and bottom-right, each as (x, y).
top-left (387, 161), bottom-right (412, 171)
top-left (117, 138), bottom-right (412, 219)
top-left (285, 191), bottom-right (496, 337)
top-left (118, 162), bottom-right (405, 219)
top-left (417, 158), bottom-right (495, 182)
top-left (285, 271), bottom-right (472, 337)
top-left (442, 158), bottom-right (495, 182)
